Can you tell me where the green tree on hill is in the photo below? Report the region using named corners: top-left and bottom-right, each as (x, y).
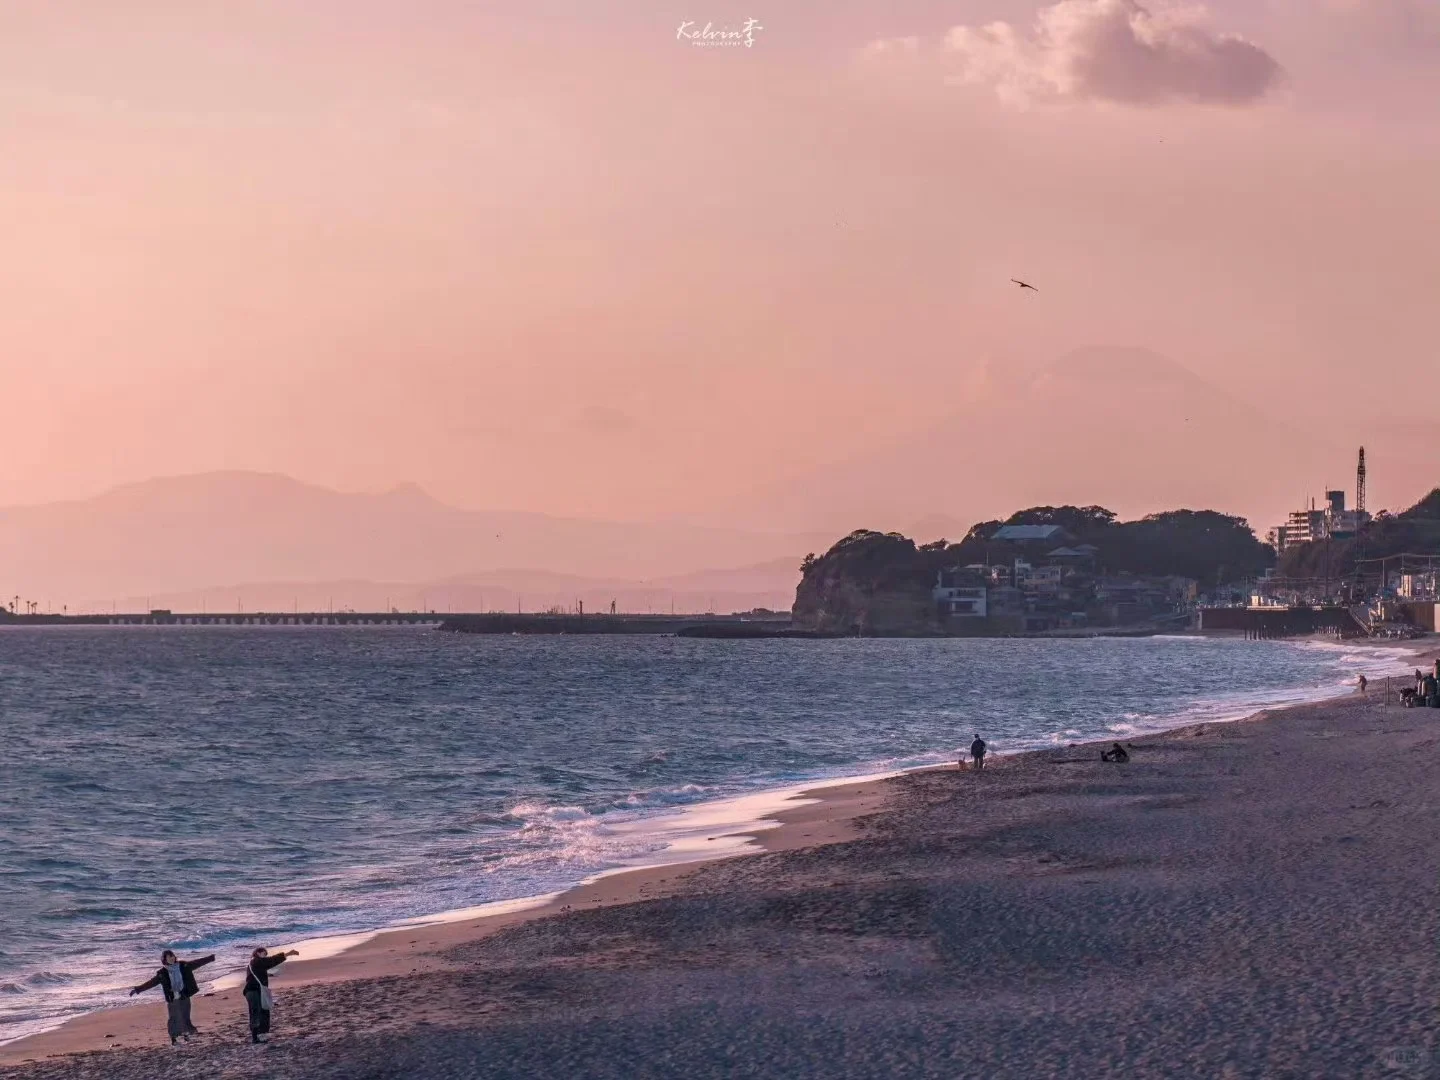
top-left (793, 505), bottom-right (1274, 630)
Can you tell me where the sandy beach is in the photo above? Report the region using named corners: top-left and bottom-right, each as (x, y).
top-left (4, 660), bottom-right (1436, 1078)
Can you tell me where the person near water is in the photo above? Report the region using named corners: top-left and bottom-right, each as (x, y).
top-left (1101, 742), bottom-right (1130, 763)
top-left (129, 949), bottom-right (215, 1045)
top-left (1358, 674), bottom-right (1368, 694)
top-left (244, 946), bottom-right (299, 1043)
top-left (969, 735), bottom-right (987, 772)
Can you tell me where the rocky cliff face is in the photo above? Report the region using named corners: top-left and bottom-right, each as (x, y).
top-left (790, 531), bottom-right (944, 635)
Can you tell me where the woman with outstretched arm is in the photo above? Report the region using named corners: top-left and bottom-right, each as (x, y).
top-left (128, 949), bottom-right (215, 1045)
top-left (243, 946), bottom-right (299, 1043)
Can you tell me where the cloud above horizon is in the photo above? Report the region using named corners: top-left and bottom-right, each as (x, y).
top-left (936, 0), bottom-right (1283, 107)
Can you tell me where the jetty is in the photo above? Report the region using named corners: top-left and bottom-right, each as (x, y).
top-left (438, 613), bottom-right (794, 635)
top-left (0, 610), bottom-right (446, 627)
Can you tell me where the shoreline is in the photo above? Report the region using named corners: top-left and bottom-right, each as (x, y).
top-left (2, 634), bottom-right (1424, 1068)
top-left (0, 773), bottom-right (895, 1064)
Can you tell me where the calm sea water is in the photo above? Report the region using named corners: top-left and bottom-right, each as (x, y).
top-left (0, 628), bottom-right (1409, 1042)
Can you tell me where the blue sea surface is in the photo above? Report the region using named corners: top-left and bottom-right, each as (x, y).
top-left (0, 628), bottom-right (1410, 1041)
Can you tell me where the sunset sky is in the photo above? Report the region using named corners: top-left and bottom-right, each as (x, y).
top-left (1, 1), bottom-right (1436, 533)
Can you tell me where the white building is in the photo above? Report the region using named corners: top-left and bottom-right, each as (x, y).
top-left (934, 570), bottom-right (988, 617)
top-left (1272, 490), bottom-right (1369, 552)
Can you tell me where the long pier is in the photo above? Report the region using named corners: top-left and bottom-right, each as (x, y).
top-left (0, 611), bottom-right (794, 631)
top-left (1, 611), bottom-right (446, 626)
top-left (438, 613), bottom-right (792, 635)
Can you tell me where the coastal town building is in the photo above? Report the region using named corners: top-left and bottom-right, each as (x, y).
top-left (1270, 451), bottom-right (1371, 553)
top-left (933, 554), bottom-right (1194, 631)
top-left (989, 524), bottom-right (1075, 545)
top-left (1398, 572), bottom-right (1438, 600)
top-left (932, 569), bottom-right (988, 617)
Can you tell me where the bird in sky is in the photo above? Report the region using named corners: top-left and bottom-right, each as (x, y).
top-left (1011, 278), bottom-right (1039, 292)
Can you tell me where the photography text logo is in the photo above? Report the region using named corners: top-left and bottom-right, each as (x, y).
top-left (676, 18), bottom-right (763, 48)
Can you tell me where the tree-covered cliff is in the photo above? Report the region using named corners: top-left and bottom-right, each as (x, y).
top-left (792, 531), bottom-right (950, 635)
top-left (792, 506), bottom-right (1272, 633)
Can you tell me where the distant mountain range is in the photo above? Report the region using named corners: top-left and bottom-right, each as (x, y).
top-left (7, 348), bottom-right (1434, 612)
top-left (733, 346), bottom-right (1434, 538)
top-left (0, 473), bottom-right (820, 612)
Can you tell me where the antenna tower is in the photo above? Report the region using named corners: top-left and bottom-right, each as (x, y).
top-left (1357, 446), bottom-right (1367, 514)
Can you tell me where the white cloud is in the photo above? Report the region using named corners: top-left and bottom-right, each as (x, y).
top-left (941, 0), bottom-right (1283, 107)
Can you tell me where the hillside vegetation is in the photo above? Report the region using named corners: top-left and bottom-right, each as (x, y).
top-left (793, 506), bottom-right (1272, 634)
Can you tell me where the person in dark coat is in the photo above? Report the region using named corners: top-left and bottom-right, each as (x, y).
top-left (243, 946), bottom-right (299, 1043)
top-left (129, 950), bottom-right (215, 1044)
top-left (969, 735), bottom-right (987, 772)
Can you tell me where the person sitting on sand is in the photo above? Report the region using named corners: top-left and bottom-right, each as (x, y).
top-left (129, 949), bottom-right (215, 1045)
top-left (1100, 742), bottom-right (1130, 763)
top-left (244, 946), bottom-right (299, 1044)
top-left (970, 735), bottom-right (987, 772)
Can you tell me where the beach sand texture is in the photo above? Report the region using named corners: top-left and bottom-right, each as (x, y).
top-left (3, 674), bottom-right (1435, 1078)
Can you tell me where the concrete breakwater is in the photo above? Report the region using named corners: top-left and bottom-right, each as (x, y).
top-left (437, 614), bottom-right (793, 635)
top-left (1197, 606), bottom-right (1367, 639)
top-left (0, 611), bottom-right (445, 626)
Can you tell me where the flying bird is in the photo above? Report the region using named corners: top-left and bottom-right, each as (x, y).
top-left (1011, 279), bottom-right (1038, 292)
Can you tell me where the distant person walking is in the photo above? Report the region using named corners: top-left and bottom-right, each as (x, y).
top-left (969, 735), bottom-right (987, 772)
top-left (1358, 674), bottom-right (1368, 694)
top-left (243, 946), bottom-right (299, 1044)
top-left (243, 950), bottom-right (299, 1042)
top-left (128, 949), bottom-right (215, 1045)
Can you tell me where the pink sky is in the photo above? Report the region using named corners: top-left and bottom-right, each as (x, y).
top-left (0, 0), bottom-right (1436, 533)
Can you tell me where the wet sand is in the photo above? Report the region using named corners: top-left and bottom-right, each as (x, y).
top-left (4, 666), bottom-right (1436, 1078)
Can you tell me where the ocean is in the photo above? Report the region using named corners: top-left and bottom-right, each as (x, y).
top-left (0, 627), bottom-right (1412, 1043)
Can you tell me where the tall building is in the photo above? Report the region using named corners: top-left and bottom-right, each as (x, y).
top-left (1270, 452), bottom-right (1371, 553)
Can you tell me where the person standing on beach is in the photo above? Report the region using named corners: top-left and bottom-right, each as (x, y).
top-left (128, 949), bottom-right (215, 1045)
top-left (243, 946), bottom-right (299, 1044)
top-left (970, 735), bottom-right (987, 772)
top-left (1358, 675), bottom-right (1368, 694)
